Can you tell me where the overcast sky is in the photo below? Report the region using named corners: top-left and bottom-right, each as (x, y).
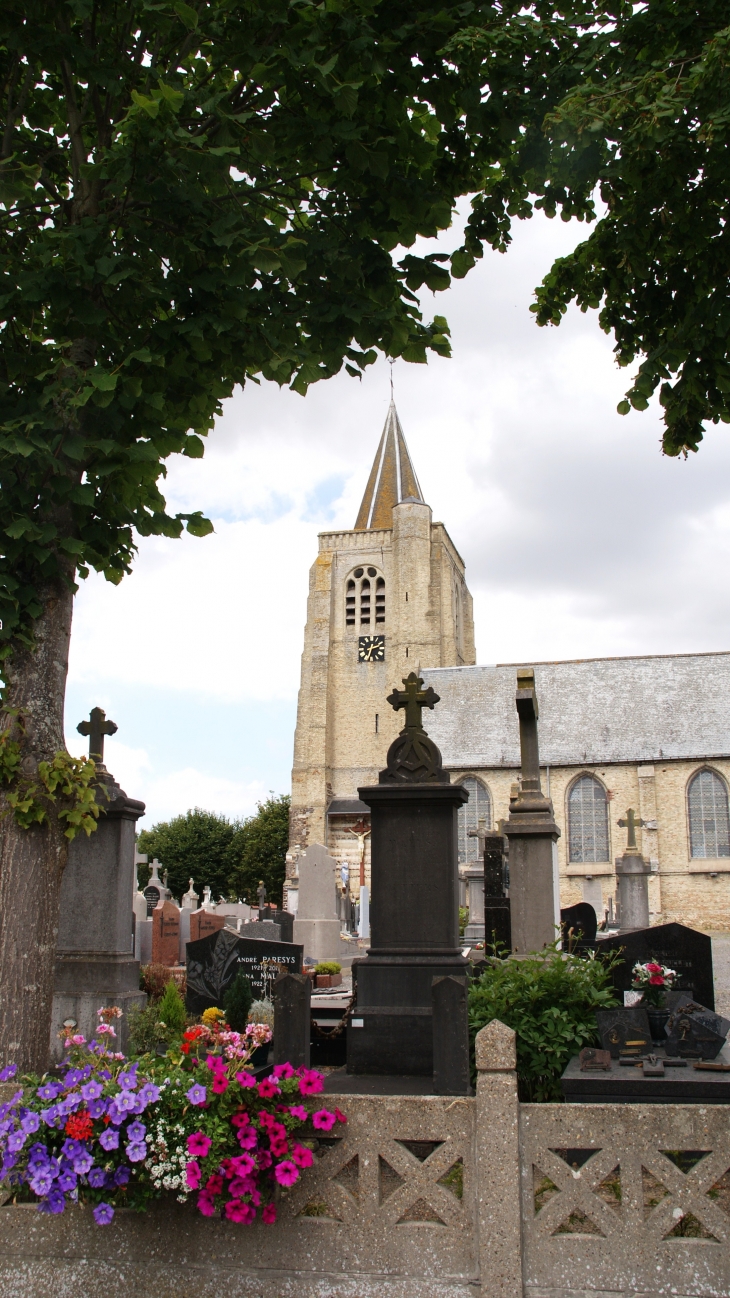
top-left (64, 208), bottom-right (730, 828)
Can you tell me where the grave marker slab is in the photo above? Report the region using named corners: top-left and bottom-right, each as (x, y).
top-left (189, 909), bottom-right (226, 943)
top-left (595, 1006), bottom-right (652, 1058)
top-left (151, 900), bottom-right (181, 967)
top-left (186, 928), bottom-right (303, 1014)
top-left (594, 922), bottom-right (715, 1010)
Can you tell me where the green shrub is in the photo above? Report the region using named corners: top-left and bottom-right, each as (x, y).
top-left (459, 906), bottom-right (468, 938)
top-left (223, 969), bottom-right (253, 1032)
top-left (468, 945), bottom-right (619, 1102)
top-left (314, 961), bottom-right (341, 975)
top-left (157, 980), bottom-right (187, 1035)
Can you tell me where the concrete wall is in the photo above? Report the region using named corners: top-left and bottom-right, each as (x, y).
top-left (3, 1027), bottom-right (729, 1298)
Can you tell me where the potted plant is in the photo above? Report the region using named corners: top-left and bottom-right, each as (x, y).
top-left (632, 961), bottom-right (676, 1044)
top-left (314, 962), bottom-right (342, 989)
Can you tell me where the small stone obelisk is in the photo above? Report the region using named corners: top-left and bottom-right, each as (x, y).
top-left (503, 668), bottom-right (560, 953)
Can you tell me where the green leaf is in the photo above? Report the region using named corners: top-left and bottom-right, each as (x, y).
top-left (89, 370), bottom-right (118, 392)
top-left (184, 513), bottom-right (214, 538)
top-left (173, 2), bottom-right (198, 29)
top-left (617, 400), bottom-right (631, 416)
top-left (451, 249), bottom-right (475, 279)
top-left (183, 435), bottom-right (205, 458)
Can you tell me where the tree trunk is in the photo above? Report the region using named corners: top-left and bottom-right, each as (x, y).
top-left (0, 574), bottom-right (75, 1071)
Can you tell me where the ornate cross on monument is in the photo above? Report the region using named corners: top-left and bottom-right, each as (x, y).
top-left (618, 808), bottom-right (645, 851)
top-left (381, 671), bottom-right (448, 784)
top-left (467, 817), bottom-right (488, 860)
top-left (387, 672), bottom-right (440, 730)
top-left (77, 706), bottom-right (118, 763)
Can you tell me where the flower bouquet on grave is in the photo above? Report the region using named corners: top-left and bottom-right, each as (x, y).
top-left (0, 1006), bottom-right (345, 1227)
top-left (631, 961), bottom-right (676, 1008)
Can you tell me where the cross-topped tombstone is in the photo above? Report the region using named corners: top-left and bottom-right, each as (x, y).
top-left (76, 706), bottom-right (118, 764)
top-left (381, 671), bottom-right (448, 783)
top-left (257, 880), bottom-right (267, 918)
top-left (464, 818), bottom-right (488, 943)
top-left (618, 808), bottom-right (645, 851)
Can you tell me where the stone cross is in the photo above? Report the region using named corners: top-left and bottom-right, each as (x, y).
top-left (77, 706), bottom-right (118, 763)
top-left (346, 819), bottom-right (371, 886)
top-left (618, 808), bottom-right (645, 851)
top-left (387, 672), bottom-right (440, 731)
top-left (514, 668), bottom-right (541, 794)
top-left (468, 817), bottom-right (488, 860)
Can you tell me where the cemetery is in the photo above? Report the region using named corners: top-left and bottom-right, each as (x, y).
top-left (2, 668), bottom-right (730, 1298)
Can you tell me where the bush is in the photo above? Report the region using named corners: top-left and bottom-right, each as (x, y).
top-left (468, 945), bottom-right (619, 1102)
top-left (223, 969), bottom-right (254, 1032)
top-left (157, 980), bottom-right (186, 1035)
top-left (314, 961), bottom-right (341, 975)
top-left (127, 1001), bottom-right (174, 1056)
top-left (248, 999), bottom-right (274, 1029)
top-left (140, 963), bottom-right (179, 1002)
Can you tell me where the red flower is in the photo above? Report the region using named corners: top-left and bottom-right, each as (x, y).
top-left (334, 1108), bottom-right (347, 1124)
top-left (645, 963), bottom-right (662, 974)
top-left (648, 975), bottom-right (665, 985)
top-left (65, 1110), bottom-right (94, 1141)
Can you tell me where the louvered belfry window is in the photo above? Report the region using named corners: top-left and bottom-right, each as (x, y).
top-left (568, 776), bottom-right (610, 862)
top-left (458, 777), bottom-right (492, 863)
top-left (688, 769), bottom-right (730, 858)
top-left (346, 567), bottom-right (385, 631)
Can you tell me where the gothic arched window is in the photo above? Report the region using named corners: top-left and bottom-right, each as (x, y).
top-left (688, 769), bottom-right (730, 858)
top-left (458, 777), bottom-right (492, 864)
top-left (346, 566), bottom-right (385, 631)
top-left (568, 775), bottom-right (609, 862)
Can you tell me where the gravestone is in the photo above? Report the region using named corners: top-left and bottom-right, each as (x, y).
top-left (215, 901), bottom-right (252, 932)
top-left (293, 844), bottom-right (349, 961)
top-left (483, 831), bottom-right (511, 951)
top-left (432, 975), bottom-right (471, 1095)
top-left (464, 819), bottom-right (486, 943)
top-left (595, 922), bottom-right (715, 1010)
top-left (189, 908), bottom-right (226, 943)
top-left (595, 1006), bottom-right (652, 1058)
top-left (664, 996), bottom-right (730, 1059)
top-left (615, 808), bottom-right (651, 931)
top-left (144, 860), bottom-right (168, 916)
top-left (51, 708), bottom-right (146, 1059)
top-left (560, 901), bottom-right (598, 943)
top-left (201, 885), bottom-right (216, 911)
top-left (273, 972), bottom-right (311, 1068)
top-left (181, 879), bottom-right (199, 910)
top-left (186, 928), bottom-right (303, 1014)
top-left (348, 672), bottom-right (470, 1083)
top-left (239, 921), bottom-right (282, 942)
top-left (132, 889), bottom-right (148, 960)
top-left (151, 900), bottom-right (181, 967)
top-left (503, 668), bottom-right (560, 953)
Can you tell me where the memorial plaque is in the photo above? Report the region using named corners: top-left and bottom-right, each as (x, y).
top-left (664, 996), bottom-right (730, 1061)
top-left (592, 922), bottom-right (714, 1010)
top-left (144, 884), bottom-right (162, 918)
top-left (186, 927), bottom-right (303, 1015)
top-left (596, 1006), bottom-right (652, 1058)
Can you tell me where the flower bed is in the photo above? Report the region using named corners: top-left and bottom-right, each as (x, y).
top-left (0, 1009), bottom-right (344, 1227)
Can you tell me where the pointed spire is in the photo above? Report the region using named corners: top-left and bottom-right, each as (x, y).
top-left (354, 402), bottom-right (425, 530)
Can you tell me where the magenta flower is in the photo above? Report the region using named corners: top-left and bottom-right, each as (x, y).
top-left (197, 1191), bottom-right (216, 1217)
top-left (334, 1108), bottom-right (347, 1124)
top-left (229, 1176), bottom-right (255, 1197)
top-left (235, 1071), bottom-right (256, 1089)
top-left (92, 1202), bottom-right (114, 1226)
top-left (297, 1070), bottom-right (324, 1096)
top-left (262, 1203), bottom-right (277, 1224)
top-left (229, 1153), bottom-right (256, 1176)
top-left (237, 1128), bottom-right (257, 1151)
top-left (257, 1078), bottom-right (280, 1099)
top-left (273, 1063), bottom-right (295, 1080)
top-left (185, 1161), bottom-right (201, 1190)
top-left (312, 1109), bottom-right (336, 1132)
top-left (288, 1105), bottom-right (308, 1122)
top-left (291, 1143), bottom-right (314, 1169)
top-left (274, 1160), bottom-right (299, 1188)
top-left (225, 1199), bottom-right (256, 1223)
top-left (257, 1149), bottom-right (272, 1170)
top-left (211, 1075), bottom-right (229, 1095)
top-left (186, 1083), bottom-right (207, 1106)
top-left (187, 1131), bottom-right (212, 1158)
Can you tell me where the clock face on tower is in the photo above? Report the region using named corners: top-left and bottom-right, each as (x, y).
top-left (358, 635), bottom-right (385, 662)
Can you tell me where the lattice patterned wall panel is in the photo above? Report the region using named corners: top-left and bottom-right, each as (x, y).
top-left (279, 1095), bottom-right (478, 1284)
top-left (521, 1103), bottom-right (730, 1297)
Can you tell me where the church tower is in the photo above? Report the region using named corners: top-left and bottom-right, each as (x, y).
top-left (288, 402), bottom-right (475, 885)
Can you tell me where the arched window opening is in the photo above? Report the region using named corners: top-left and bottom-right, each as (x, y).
top-left (346, 567), bottom-right (385, 632)
top-left (568, 776), bottom-right (609, 862)
top-left (375, 577), bottom-right (385, 623)
top-left (345, 580), bottom-right (356, 626)
top-left (457, 777), bottom-right (492, 864)
top-left (688, 769), bottom-right (730, 858)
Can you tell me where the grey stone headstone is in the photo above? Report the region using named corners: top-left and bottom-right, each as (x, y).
top-left (292, 843), bottom-right (347, 962)
top-left (432, 975), bottom-right (471, 1095)
top-left (273, 971), bottom-right (311, 1069)
top-left (239, 921), bottom-right (282, 942)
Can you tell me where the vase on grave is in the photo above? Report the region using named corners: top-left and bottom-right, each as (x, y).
top-left (51, 708), bottom-right (147, 1061)
top-left (347, 672), bottom-right (470, 1089)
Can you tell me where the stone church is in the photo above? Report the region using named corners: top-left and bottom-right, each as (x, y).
top-left (288, 404), bottom-right (730, 932)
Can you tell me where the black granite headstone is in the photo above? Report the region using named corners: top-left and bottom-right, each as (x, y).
top-left (561, 902), bottom-right (598, 943)
top-left (595, 1006), bottom-right (652, 1058)
top-left (273, 971), bottom-right (311, 1069)
top-left (664, 995), bottom-right (730, 1060)
top-left (432, 975), bottom-right (471, 1095)
top-left (186, 928), bottom-right (303, 1015)
top-left (483, 832), bottom-right (511, 951)
top-left (592, 922), bottom-right (714, 1010)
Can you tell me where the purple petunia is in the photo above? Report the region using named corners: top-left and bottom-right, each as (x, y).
top-left (6, 1130), bottom-right (26, 1153)
top-left (87, 1098), bottom-right (108, 1120)
top-left (37, 1081), bottom-right (63, 1101)
top-left (125, 1142), bottom-right (146, 1163)
top-left (39, 1188), bottom-right (66, 1215)
top-left (0, 1064), bottom-right (17, 1082)
top-left (117, 1069), bottom-right (138, 1091)
top-left (115, 1090), bottom-right (138, 1113)
top-left (92, 1201), bottom-right (114, 1225)
top-left (72, 1150), bottom-right (93, 1176)
top-left (81, 1079), bottom-right (103, 1102)
top-left (114, 1166), bottom-right (130, 1186)
top-left (29, 1168), bottom-right (56, 1196)
top-left (99, 1128), bottom-right (119, 1152)
top-left (57, 1170), bottom-right (77, 1192)
top-left (126, 1121), bottom-right (146, 1144)
top-left (87, 1167), bottom-right (107, 1189)
top-left (63, 1069), bottom-right (83, 1088)
top-left (186, 1083), bottom-right (207, 1106)
top-left (105, 1099), bottom-right (125, 1126)
top-left (20, 1111), bottom-right (40, 1134)
top-left (137, 1083), bottom-right (160, 1106)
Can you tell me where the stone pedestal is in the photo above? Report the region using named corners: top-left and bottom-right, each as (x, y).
top-left (51, 773), bottom-right (147, 1060)
top-left (348, 782), bottom-right (469, 1076)
top-left (616, 850), bottom-right (651, 931)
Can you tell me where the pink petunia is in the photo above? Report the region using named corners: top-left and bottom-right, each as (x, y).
top-left (257, 1149), bottom-right (273, 1170)
top-left (212, 1075), bottom-right (229, 1094)
top-left (206, 1054), bottom-right (226, 1073)
top-left (312, 1109), bottom-right (336, 1132)
top-left (270, 1138), bottom-right (289, 1157)
top-left (236, 1071), bottom-right (257, 1089)
top-left (197, 1192), bottom-right (216, 1217)
top-left (225, 1199), bottom-right (256, 1223)
top-left (272, 1062), bottom-right (295, 1080)
top-left (269, 1121), bottom-right (287, 1142)
top-left (274, 1160), bottom-right (299, 1187)
top-left (231, 1111), bottom-right (251, 1129)
top-left (187, 1132), bottom-right (212, 1158)
top-left (237, 1127), bottom-right (257, 1150)
top-left (297, 1070), bottom-right (324, 1096)
top-left (206, 1173), bottom-right (224, 1195)
top-left (262, 1203), bottom-right (277, 1224)
top-left (288, 1104), bottom-right (308, 1122)
top-left (334, 1108), bottom-right (347, 1124)
top-left (229, 1152), bottom-right (256, 1177)
top-left (291, 1143), bottom-right (314, 1169)
top-left (229, 1176), bottom-right (256, 1197)
top-left (185, 1160), bottom-right (202, 1190)
top-left (257, 1078), bottom-right (280, 1099)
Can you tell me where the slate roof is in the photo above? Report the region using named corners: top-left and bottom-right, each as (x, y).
top-left (354, 401), bottom-right (424, 530)
top-left (421, 652), bottom-right (730, 769)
